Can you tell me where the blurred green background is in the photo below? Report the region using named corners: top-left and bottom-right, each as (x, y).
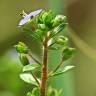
top-left (0, 0), bottom-right (96, 96)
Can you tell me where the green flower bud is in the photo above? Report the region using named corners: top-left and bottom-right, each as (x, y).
top-left (19, 53), bottom-right (29, 66)
top-left (38, 10), bottom-right (53, 27)
top-left (43, 11), bottom-right (53, 24)
top-left (62, 47), bottom-right (76, 61)
top-left (38, 24), bottom-right (46, 30)
top-left (15, 42), bottom-right (29, 54)
top-left (56, 36), bottom-right (68, 45)
top-left (53, 15), bottom-right (67, 27)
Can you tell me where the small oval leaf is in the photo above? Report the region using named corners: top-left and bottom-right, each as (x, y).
top-left (23, 64), bottom-right (41, 72)
top-left (50, 66), bottom-right (75, 77)
top-left (20, 73), bottom-right (39, 86)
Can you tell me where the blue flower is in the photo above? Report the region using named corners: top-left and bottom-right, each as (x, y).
top-left (19, 9), bottom-right (42, 26)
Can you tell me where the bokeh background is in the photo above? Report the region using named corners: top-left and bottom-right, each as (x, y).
top-left (0, 0), bottom-right (96, 96)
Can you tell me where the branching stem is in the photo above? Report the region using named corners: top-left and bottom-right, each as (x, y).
top-left (31, 73), bottom-right (40, 86)
top-left (48, 59), bottom-right (64, 77)
top-left (28, 51), bottom-right (41, 65)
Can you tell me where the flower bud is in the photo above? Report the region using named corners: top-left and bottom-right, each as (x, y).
top-left (19, 54), bottom-right (29, 66)
top-left (56, 36), bottom-right (68, 45)
top-left (15, 42), bottom-right (29, 54)
top-left (38, 24), bottom-right (46, 30)
top-left (53, 15), bottom-right (67, 27)
top-left (39, 10), bottom-right (53, 26)
top-left (62, 47), bottom-right (76, 61)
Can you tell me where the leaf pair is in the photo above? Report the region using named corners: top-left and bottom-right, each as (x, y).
top-left (20, 64), bottom-right (41, 86)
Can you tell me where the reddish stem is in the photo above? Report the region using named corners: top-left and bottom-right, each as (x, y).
top-left (40, 35), bottom-right (48, 96)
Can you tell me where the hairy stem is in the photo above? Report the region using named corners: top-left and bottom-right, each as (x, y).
top-left (40, 35), bottom-right (48, 96)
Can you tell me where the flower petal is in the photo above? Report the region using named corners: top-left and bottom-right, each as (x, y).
top-left (19, 9), bottom-right (42, 26)
top-left (28, 9), bottom-right (42, 17)
top-left (19, 16), bottom-right (30, 26)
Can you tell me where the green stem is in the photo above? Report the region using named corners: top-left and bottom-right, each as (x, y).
top-left (48, 59), bottom-right (64, 77)
top-left (31, 73), bottom-right (40, 87)
top-left (28, 51), bottom-right (41, 65)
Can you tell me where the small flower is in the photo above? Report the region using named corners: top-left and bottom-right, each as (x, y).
top-left (19, 9), bottom-right (42, 26)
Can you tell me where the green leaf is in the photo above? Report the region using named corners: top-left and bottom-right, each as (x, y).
top-left (62, 47), bottom-right (76, 61)
top-left (20, 73), bottom-right (39, 86)
top-left (48, 46), bottom-right (59, 50)
top-left (26, 88), bottom-right (40, 96)
top-left (54, 23), bottom-right (65, 33)
top-left (31, 88), bottom-right (40, 96)
top-left (23, 64), bottom-right (41, 72)
top-left (47, 87), bottom-right (62, 96)
top-left (50, 66), bottom-right (75, 77)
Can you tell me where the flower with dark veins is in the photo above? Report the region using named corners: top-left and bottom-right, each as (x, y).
top-left (19, 9), bottom-right (42, 26)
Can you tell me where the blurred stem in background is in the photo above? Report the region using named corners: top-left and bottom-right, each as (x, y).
top-left (48, 0), bottom-right (75, 96)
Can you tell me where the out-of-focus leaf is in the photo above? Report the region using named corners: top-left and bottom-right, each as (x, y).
top-left (23, 64), bottom-right (41, 72)
top-left (20, 73), bottom-right (39, 86)
top-left (31, 88), bottom-right (39, 96)
top-left (27, 88), bottom-right (39, 96)
top-left (56, 36), bottom-right (68, 46)
top-left (50, 66), bottom-right (75, 77)
top-left (47, 87), bottom-right (62, 96)
top-left (48, 46), bottom-right (59, 50)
